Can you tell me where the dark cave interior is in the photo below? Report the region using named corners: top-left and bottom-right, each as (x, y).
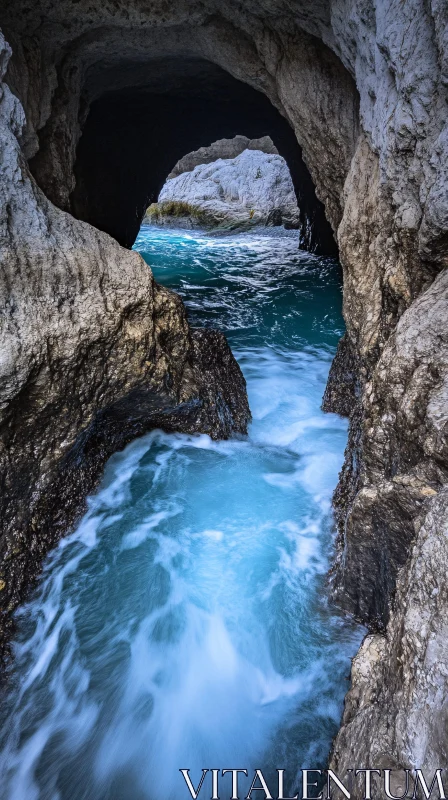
top-left (64, 58), bottom-right (337, 255)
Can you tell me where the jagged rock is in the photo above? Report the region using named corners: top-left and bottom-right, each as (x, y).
top-left (322, 333), bottom-right (359, 417)
top-left (146, 149), bottom-right (301, 230)
top-left (167, 135), bottom-right (278, 178)
top-left (331, 489), bottom-right (448, 781)
top-left (333, 267), bottom-right (448, 629)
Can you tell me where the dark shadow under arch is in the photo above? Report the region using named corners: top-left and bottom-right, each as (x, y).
top-left (69, 58), bottom-right (337, 255)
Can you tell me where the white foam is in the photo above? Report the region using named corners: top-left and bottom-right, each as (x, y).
top-left (0, 227), bottom-right (363, 799)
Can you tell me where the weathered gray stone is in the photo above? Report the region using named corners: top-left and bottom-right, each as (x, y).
top-left (332, 267), bottom-right (448, 628)
top-left (332, 489), bottom-right (448, 781)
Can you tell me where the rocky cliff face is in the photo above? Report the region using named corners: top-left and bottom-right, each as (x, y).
top-left (167, 135), bottom-right (279, 179)
top-left (331, 268), bottom-right (448, 628)
top-left (0, 0), bottom-right (448, 775)
top-left (147, 149), bottom-right (300, 230)
top-left (332, 488), bottom-right (448, 781)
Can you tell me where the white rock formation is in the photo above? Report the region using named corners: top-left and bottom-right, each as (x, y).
top-left (168, 135), bottom-right (278, 178)
top-left (148, 149), bottom-right (300, 229)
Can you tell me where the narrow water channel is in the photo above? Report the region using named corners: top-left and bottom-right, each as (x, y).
top-left (0, 227), bottom-right (363, 800)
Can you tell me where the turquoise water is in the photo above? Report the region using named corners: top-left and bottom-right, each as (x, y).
top-left (0, 227), bottom-right (362, 800)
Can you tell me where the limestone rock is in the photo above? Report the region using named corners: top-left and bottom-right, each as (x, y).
top-left (168, 135), bottom-right (279, 178)
top-left (322, 333), bottom-right (359, 418)
top-left (147, 149), bottom-right (301, 230)
top-left (332, 267), bottom-right (448, 628)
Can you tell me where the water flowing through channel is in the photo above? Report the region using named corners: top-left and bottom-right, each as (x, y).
top-left (0, 227), bottom-right (363, 800)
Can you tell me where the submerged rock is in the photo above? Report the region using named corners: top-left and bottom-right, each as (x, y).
top-left (146, 149), bottom-right (301, 230)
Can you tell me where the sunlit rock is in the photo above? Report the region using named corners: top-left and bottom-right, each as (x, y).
top-left (167, 135), bottom-right (279, 179)
top-left (146, 149), bottom-right (301, 230)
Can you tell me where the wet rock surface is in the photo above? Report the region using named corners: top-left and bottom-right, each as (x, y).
top-left (331, 489), bottom-right (448, 779)
top-left (333, 270), bottom-right (448, 630)
top-left (322, 332), bottom-right (359, 418)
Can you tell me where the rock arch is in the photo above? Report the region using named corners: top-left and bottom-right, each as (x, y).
top-left (70, 60), bottom-right (337, 252)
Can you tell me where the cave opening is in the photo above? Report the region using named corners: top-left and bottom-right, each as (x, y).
top-left (67, 57), bottom-right (337, 255)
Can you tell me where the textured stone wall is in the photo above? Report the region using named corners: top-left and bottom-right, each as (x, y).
top-left (332, 488), bottom-right (448, 779)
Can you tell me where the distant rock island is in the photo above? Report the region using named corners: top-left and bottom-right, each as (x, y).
top-left (145, 141), bottom-right (300, 230)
